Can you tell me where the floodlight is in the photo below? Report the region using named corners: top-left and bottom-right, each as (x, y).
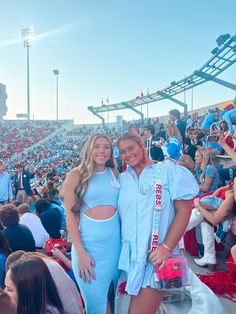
top-left (22, 26), bottom-right (34, 120)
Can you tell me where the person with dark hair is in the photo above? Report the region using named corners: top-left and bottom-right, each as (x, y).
top-left (178, 154), bottom-right (195, 175)
top-left (221, 108), bottom-right (236, 135)
top-left (5, 251), bottom-right (83, 314)
top-left (35, 199), bottom-right (61, 239)
top-left (169, 109), bottom-right (181, 120)
top-left (18, 203), bottom-right (49, 248)
top-left (13, 164), bottom-right (34, 204)
top-left (0, 205), bottom-right (35, 252)
top-left (196, 132), bottom-right (206, 145)
top-left (12, 201), bottom-right (22, 208)
top-left (0, 231), bottom-right (11, 288)
top-left (144, 125), bottom-right (164, 161)
top-left (62, 134), bottom-right (120, 314)
top-left (219, 120), bottom-right (234, 149)
top-left (156, 124), bottom-right (167, 141)
top-left (0, 289), bottom-right (16, 314)
top-left (169, 109), bottom-right (186, 143)
top-left (217, 136), bottom-right (236, 186)
top-left (5, 257), bottom-right (65, 314)
top-left (47, 168), bottom-right (57, 180)
top-left (184, 137), bottom-right (198, 161)
top-left (47, 189), bottom-right (66, 231)
top-left (48, 188), bottom-right (60, 205)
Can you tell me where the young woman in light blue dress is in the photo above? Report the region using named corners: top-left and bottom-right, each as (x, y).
top-left (63, 134), bottom-right (121, 314)
top-left (117, 132), bottom-right (199, 314)
top-left (192, 147), bottom-right (219, 269)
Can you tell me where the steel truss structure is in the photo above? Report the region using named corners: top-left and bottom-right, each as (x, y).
top-left (88, 34), bottom-right (236, 125)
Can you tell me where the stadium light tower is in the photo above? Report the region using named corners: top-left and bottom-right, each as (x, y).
top-left (53, 69), bottom-right (60, 120)
top-left (22, 26), bottom-right (34, 120)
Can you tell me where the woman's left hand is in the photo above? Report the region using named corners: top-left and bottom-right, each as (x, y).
top-left (148, 246), bottom-right (171, 269)
top-left (193, 197), bottom-right (200, 207)
top-left (51, 248), bottom-right (65, 259)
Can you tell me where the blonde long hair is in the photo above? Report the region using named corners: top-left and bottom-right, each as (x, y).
top-left (196, 147), bottom-right (213, 182)
top-left (70, 134), bottom-right (116, 215)
top-left (167, 124), bottom-right (182, 143)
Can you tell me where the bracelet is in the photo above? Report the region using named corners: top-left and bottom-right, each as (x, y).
top-left (162, 242), bottom-right (172, 253)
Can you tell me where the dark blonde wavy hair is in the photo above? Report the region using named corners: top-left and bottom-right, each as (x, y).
top-left (69, 134), bottom-right (116, 215)
top-left (116, 131), bottom-right (147, 163)
top-left (116, 131), bottom-right (144, 148)
top-left (167, 124), bottom-right (182, 143)
top-left (196, 147), bottom-right (213, 183)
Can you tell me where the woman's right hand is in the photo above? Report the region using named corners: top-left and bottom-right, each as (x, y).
top-left (217, 135), bottom-right (226, 147)
top-left (78, 250), bottom-right (96, 283)
top-left (193, 197), bottom-right (200, 208)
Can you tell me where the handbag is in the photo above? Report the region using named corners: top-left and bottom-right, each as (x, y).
top-left (151, 162), bottom-right (190, 292)
top-left (200, 195), bottom-right (223, 211)
top-left (45, 237), bottom-right (67, 256)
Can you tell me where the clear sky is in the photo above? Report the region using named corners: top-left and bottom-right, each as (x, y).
top-left (0, 0), bottom-right (235, 125)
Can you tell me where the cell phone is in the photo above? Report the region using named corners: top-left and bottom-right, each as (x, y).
top-left (153, 140), bottom-right (163, 146)
top-left (207, 135), bottom-right (219, 142)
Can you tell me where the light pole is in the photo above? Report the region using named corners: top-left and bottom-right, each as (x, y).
top-left (53, 69), bottom-right (59, 120)
top-left (22, 26), bottom-right (34, 120)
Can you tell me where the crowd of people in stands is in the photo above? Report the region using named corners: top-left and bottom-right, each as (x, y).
top-left (0, 120), bottom-right (64, 159)
top-left (0, 99), bottom-right (236, 313)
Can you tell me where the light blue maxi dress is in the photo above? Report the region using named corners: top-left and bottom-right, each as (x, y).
top-left (71, 168), bottom-right (121, 314)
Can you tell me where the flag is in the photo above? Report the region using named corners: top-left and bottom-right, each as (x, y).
top-left (140, 90), bottom-right (144, 97)
top-left (101, 98), bottom-right (104, 106)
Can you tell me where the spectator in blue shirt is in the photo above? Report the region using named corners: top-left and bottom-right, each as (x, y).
top-left (35, 199), bottom-right (61, 239)
top-left (221, 108), bottom-right (236, 135)
top-left (47, 188), bottom-right (66, 231)
top-left (0, 161), bottom-right (13, 205)
top-left (200, 111), bottom-right (216, 130)
top-left (162, 124), bottom-right (183, 160)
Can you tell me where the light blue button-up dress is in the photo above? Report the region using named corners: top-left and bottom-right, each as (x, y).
top-left (118, 160), bottom-right (199, 295)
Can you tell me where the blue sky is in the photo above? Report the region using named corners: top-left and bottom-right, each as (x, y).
top-left (0, 0), bottom-right (235, 124)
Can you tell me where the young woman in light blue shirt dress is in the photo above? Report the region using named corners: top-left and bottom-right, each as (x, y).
top-left (117, 132), bottom-right (199, 314)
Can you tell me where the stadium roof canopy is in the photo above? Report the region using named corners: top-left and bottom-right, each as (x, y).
top-left (88, 33), bottom-right (236, 125)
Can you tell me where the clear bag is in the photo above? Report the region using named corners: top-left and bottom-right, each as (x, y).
top-left (155, 256), bottom-right (190, 290)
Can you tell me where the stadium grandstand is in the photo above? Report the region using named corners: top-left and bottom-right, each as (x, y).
top-left (1, 34), bottom-right (236, 314)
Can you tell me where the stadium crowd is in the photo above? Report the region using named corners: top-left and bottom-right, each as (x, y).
top-left (0, 100), bottom-right (236, 313)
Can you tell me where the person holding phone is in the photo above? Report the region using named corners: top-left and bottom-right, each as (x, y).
top-left (219, 120), bottom-right (234, 149)
top-left (205, 134), bottom-right (223, 155)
